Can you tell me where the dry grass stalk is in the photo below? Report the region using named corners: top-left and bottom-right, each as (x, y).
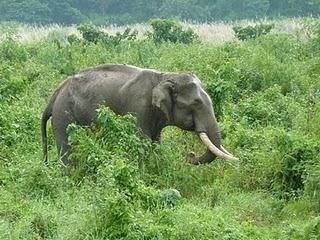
top-left (0, 18), bottom-right (317, 44)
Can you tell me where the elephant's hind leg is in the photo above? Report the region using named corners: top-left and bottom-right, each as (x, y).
top-left (52, 110), bottom-right (75, 165)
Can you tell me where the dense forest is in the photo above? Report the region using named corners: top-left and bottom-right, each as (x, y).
top-left (1, 0), bottom-right (320, 25)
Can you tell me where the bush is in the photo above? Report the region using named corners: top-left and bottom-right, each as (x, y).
top-left (233, 23), bottom-right (275, 41)
top-left (147, 18), bottom-right (198, 44)
top-left (66, 107), bottom-right (192, 238)
top-left (0, 38), bottom-right (28, 63)
top-left (232, 86), bottom-right (301, 128)
top-left (77, 23), bottom-right (137, 45)
top-left (304, 159), bottom-right (320, 205)
top-left (205, 79), bottom-right (231, 120)
top-left (272, 133), bottom-right (320, 200)
top-left (0, 64), bottom-right (27, 101)
top-left (1, 22), bottom-right (320, 239)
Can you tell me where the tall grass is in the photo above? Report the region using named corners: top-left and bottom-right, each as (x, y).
top-left (0, 19), bottom-right (319, 239)
top-left (1, 17), bottom-right (318, 44)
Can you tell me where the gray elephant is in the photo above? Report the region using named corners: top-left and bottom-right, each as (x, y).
top-left (41, 64), bottom-right (237, 165)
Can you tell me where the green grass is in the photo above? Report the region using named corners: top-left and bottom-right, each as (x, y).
top-left (0, 21), bottom-right (319, 239)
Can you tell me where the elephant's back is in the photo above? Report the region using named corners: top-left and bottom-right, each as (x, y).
top-left (77, 64), bottom-right (142, 81)
top-left (65, 64), bottom-right (143, 121)
top-left (71, 64), bottom-right (142, 89)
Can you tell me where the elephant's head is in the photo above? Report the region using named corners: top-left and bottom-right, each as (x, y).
top-left (152, 72), bottom-right (238, 164)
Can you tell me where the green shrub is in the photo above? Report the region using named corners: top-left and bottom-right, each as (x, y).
top-left (0, 64), bottom-right (27, 101)
top-left (304, 160), bottom-right (320, 206)
top-left (205, 79), bottom-right (231, 120)
top-left (231, 37), bottom-right (301, 96)
top-left (272, 132), bottom-right (320, 200)
top-left (30, 212), bottom-right (57, 239)
top-left (147, 18), bottom-right (198, 44)
top-left (68, 107), bottom-right (153, 177)
top-left (0, 39), bottom-right (28, 63)
top-left (67, 34), bottom-right (80, 45)
top-left (303, 217), bottom-right (320, 239)
top-left (77, 23), bottom-right (137, 45)
top-left (232, 86), bottom-right (301, 128)
top-left (67, 107), bottom-right (193, 238)
top-left (1, 22), bottom-right (320, 239)
top-left (77, 23), bottom-right (103, 43)
top-left (233, 23), bottom-right (275, 41)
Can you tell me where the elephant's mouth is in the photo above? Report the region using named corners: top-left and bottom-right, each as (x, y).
top-left (177, 120), bottom-right (195, 131)
top-left (184, 122), bottom-right (195, 131)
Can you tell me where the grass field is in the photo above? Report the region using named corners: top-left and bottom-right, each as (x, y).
top-left (0, 19), bottom-right (319, 239)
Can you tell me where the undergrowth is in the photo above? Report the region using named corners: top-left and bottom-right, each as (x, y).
top-left (0, 20), bottom-right (319, 239)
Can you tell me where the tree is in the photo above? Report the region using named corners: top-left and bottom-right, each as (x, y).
top-left (0, 0), bottom-right (320, 25)
top-left (0, 0), bottom-right (51, 23)
top-left (48, 1), bottom-right (87, 24)
top-left (160, 0), bottom-right (208, 21)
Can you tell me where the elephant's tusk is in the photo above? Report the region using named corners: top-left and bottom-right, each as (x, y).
top-left (199, 133), bottom-right (239, 161)
top-left (220, 145), bottom-right (235, 157)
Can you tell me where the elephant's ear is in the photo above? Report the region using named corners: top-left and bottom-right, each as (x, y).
top-left (152, 80), bottom-right (175, 122)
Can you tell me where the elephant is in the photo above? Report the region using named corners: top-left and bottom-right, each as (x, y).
top-left (41, 64), bottom-right (238, 165)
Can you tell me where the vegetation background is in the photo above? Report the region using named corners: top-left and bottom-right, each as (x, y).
top-left (0, 1), bottom-right (320, 239)
top-left (1, 0), bottom-right (320, 25)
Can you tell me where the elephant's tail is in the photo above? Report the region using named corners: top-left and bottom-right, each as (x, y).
top-left (41, 85), bottom-right (62, 165)
top-left (41, 103), bottom-right (51, 166)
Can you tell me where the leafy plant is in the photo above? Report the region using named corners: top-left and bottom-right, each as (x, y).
top-left (233, 86), bottom-right (300, 128)
top-left (0, 21), bottom-right (320, 239)
top-left (67, 106), bottom-right (153, 178)
top-left (270, 132), bottom-right (320, 200)
top-left (233, 23), bottom-right (275, 41)
top-left (147, 18), bottom-right (198, 44)
top-left (77, 23), bottom-right (137, 45)
top-left (205, 79), bottom-right (230, 120)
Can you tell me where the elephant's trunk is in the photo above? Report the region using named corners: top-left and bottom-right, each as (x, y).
top-left (191, 108), bottom-right (237, 164)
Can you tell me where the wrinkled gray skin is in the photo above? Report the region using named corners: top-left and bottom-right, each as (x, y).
top-left (41, 64), bottom-right (222, 165)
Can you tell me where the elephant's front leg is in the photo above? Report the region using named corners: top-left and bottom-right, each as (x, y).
top-left (136, 117), bottom-right (154, 140)
top-left (136, 114), bottom-right (163, 142)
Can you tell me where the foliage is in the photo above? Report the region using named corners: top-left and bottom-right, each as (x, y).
top-left (233, 23), bottom-right (275, 41)
top-left (0, 20), bottom-right (320, 239)
top-left (205, 79), bottom-right (230, 121)
top-left (0, 1), bottom-right (87, 24)
top-left (1, 0), bottom-right (320, 24)
top-left (272, 132), bottom-right (320, 200)
top-left (147, 18), bottom-right (198, 44)
top-left (233, 86), bottom-right (299, 128)
top-left (77, 23), bottom-right (137, 45)
top-left (67, 107), bottom-right (165, 238)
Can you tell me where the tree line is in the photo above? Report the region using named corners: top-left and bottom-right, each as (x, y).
top-left (0, 0), bottom-right (320, 25)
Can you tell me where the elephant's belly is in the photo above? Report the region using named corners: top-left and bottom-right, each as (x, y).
top-left (72, 95), bottom-right (123, 126)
